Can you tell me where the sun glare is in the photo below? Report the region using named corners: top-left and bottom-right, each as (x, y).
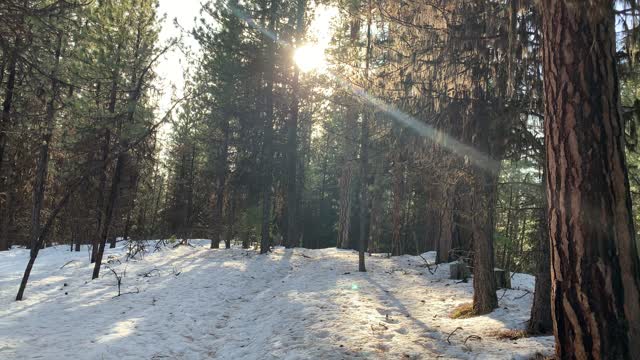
top-left (294, 44), bottom-right (327, 72)
top-left (293, 4), bottom-right (339, 73)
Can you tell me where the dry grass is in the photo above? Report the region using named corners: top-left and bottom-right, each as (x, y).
top-left (489, 328), bottom-right (528, 340)
top-left (450, 303), bottom-right (475, 319)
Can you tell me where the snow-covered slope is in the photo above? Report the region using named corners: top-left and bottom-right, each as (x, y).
top-left (0, 242), bottom-right (554, 359)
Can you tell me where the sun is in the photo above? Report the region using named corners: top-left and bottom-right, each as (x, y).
top-left (294, 44), bottom-right (327, 73)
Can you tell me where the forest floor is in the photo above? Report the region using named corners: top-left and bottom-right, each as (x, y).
top-left (0, 241), bottom-right (554, 359)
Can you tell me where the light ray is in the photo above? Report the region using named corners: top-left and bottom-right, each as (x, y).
top-left (226, 3), bottom-right (500, 173)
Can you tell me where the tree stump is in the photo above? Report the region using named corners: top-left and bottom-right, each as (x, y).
top-left (450, 261), bottom-right (470, 280)
top-left (494, 268), bottom-right (509, 289)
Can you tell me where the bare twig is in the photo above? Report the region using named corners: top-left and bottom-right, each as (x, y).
top-left (104, 265), bottom-right (127, 297)
top-left (447, 327), bottom-right (463, 344)
top-left (117, 287), bottom-right (140, 297)
top-left (59, 260), bottom-right (77, 269)
top-left (514, 289), bottom-right (532, 300)
top-left (138, 268), bottom-right (160, 278)
top-left (418, 254), bottom-right (438, 275)
top-left (464, 335), bottom-right (482, 345)
top-left (498, 288), bottom-right (509, 301)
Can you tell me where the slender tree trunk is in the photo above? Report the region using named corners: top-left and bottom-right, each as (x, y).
top-left (528, 177), bottom-right (552, 334)
top-left (30, 32), bottom-right (63, 255)
top-left (259, 0), bottom-right (280, 254)
top-left (0, 174), bottom-right (11, 251)
top-left (541, 1), bottom-right (640, 358)
top-left (337, 107), bottom-right (357, 249)
top-left (284, 0), bottom-right (306, 249)
top-left (225, 189), bottom-right (235, 249)
top-left (93, 47), bottom-right (120, 261)
top-left (358, 0), bottom-right (373, 272)
top-left (92, 155), bottom-right (124, 279)
top-left (0, 38), bottom-right (20, 252)
top-left (0, 36), bottom-right (20, 183)
top-left (211, 116), bottom-right (229, 248)
top-left (471, 167), bottom-right (499, 314)
top-left (469, 99), bottom-right (499, 315)
top-left (437, 183), bottom-right (454, 263)
top-left (391, 153), bottom-right (405, 256)
top-left (17, 179), bottom-right (86, 300)
top-left (368, 159), bottom-right (384, 253)
top-left (358, 113), bottom-right (369, 272)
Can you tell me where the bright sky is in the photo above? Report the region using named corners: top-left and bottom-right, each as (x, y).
top-left (156, 0), bottom-right (202, 115)
top-left (154, 0), bottom-right (338, 118)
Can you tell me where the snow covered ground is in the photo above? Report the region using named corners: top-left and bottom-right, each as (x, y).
top-left (0, 241), bottom-right (554, 359)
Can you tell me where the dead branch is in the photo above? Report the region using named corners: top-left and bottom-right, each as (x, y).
top-left (59, 260), bottom-right (78, 269)
top-left (514, 289), bottom-right (532, 300)
top-left (447, 327), bottom-right (463, 344)
top-left (418, 254), bottom-right (438, 275)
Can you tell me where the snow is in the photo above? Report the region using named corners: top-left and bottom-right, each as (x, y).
top-left (0, 241), bottom-right (554, 359)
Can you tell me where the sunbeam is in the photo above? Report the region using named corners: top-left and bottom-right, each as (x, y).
top-left (226, 3), bottom-right (500, 173)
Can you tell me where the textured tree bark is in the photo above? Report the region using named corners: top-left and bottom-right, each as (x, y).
top-left (541, 1), bottom-right (640, 358)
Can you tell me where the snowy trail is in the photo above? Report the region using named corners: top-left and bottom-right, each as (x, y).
top-left (0, 242), bottom-right (553, 359)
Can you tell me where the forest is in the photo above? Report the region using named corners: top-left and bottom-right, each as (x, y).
top-left (1, 0), bottom-right (639, 359)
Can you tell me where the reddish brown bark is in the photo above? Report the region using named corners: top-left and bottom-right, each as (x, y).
top-left (541, 1), bottom-right (640, 358)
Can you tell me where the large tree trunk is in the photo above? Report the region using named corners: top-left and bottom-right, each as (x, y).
top-left (541, 1), bottom-right (640, 358)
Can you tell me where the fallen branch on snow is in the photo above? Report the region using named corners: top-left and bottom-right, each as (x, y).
top-left (447, 327), bottom-right (463, 344)
top-left (59, 260), bottom-right (78, 269)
